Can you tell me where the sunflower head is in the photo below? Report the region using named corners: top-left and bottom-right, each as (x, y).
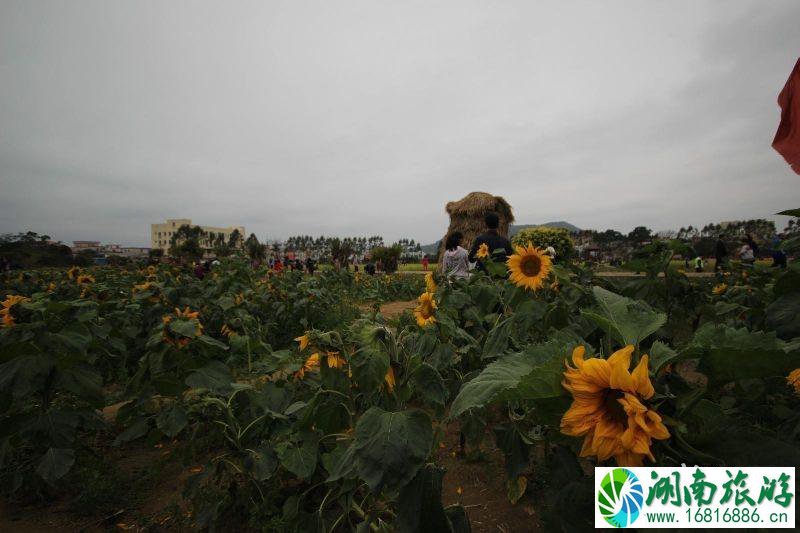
top-left (384, 366), bottom-right (396, 393)
top-left (476, 243), bottom-right (490, 259)
top-left (295, 333), bottom-right (310, 351)
top-left (787, 368), bottom-right (800, 395)
top-left (712, 283), bottom-right (727, 295)
top-left (67, 267), bottom-right (79, 280)
top-left (162, 306), bottom-right (203, 349)
top-left (560, 345), bottom-right (669, 467)
top-left (413, 292), bottom-right (437, 327)
top-left (1, 294), bottom-right (30, 328)
top-left (425, 271), bottom-right (437, 293)
top-left (326, 351), bottom-right (346, 369)
top-left (76, 274), bottom-right (95, 285)
top-left (295, 352), bottom-right (321, 379)
top-left (507, 245), bottom-right (552, 291)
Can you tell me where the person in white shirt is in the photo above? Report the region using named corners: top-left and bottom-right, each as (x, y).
top-left (739, 241), bottom-right (755, 265)
top-left (443, 231), bottom-right (470, 279)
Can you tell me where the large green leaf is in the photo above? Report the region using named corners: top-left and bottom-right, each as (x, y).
top-left (55, 364), bottom-right (103, 406)
top-left (36, 447), bottom-right (75, 484)
top-left (411, 363), bottom-right (448, 407)
top-left (449, 338), bottom-right (573, 419)
top-left (277, 439), bottom-right (317, 479)
top-left (246, 445), bottom-right (278, 481)
top-left (0, 354), bottom-right (55, 400)
top-left (684, 325), bottom-right (800, 385)
top-left (185, 361), bottom-right (234, 393)
top-left (765, 293), bottom-right (800, 340)
top-left (395, 465), bottom-right (452, 533)
top-left (449, 354), bottom-right (532, 419)
top-left (351, 323), bottom-right (391, 392)
top-left (156, 404), bottom-right (188, 437)
top-left (648, 340), bottom-right (679, 374)
top-left (581, 286), bottom-right (666, 347)
top-left (482, 316), bottom-right (512, 359)
top-left (354, 407), bottom-right (433, 493)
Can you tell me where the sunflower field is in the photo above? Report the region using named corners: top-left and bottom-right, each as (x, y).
top-left (1, 244), bottom-right (799, 531)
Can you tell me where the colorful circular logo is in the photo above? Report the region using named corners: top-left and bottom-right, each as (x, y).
top-left (597, 468), bottom-right (644, 528)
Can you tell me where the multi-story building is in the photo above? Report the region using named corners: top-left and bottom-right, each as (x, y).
top-left (103, 244), bottom-right (151, 258)
top-left (72, 240), bottom-right (102, 252)
top-left (150, 219), bottom-right (246, 256)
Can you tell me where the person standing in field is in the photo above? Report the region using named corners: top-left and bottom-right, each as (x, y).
top-left (468, 212), bottom-right (514, 270)
top-left (443, 232), bottom-right (470, 279)
top-left (714, 237), bottom-right (727, 272)
top-left (421, 255), bottom-right (429, 271)
top-left (739, 239), bottom-right (755, 266)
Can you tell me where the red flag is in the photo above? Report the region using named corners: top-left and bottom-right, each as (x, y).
top-left (773, 58), bottom-right (800, 175)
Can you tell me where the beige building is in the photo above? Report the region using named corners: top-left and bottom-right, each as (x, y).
top-left (151, 219), bottom-right (245, 255)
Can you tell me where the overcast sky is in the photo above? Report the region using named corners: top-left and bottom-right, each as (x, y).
top-left (1, 1), bottom-right (799, 246)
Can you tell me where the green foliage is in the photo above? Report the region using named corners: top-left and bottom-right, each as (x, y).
top-left (511, 226), bottom-right (575, 259)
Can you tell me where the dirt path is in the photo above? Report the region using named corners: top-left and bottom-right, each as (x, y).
top-left (436, 424), bottom-right (542, 532)
top-left (359, 299), bottom-right (418, 319)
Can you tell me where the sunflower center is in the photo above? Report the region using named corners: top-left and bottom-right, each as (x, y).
top-left (420, 301), bottom-right (434, 317)
top-left (602, 389), bottom-right (627, 424)
top-left (520, 255), bottom-right (542, 277)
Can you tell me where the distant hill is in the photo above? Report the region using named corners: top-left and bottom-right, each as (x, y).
top-left (420, 221), bottom-right (581, 256)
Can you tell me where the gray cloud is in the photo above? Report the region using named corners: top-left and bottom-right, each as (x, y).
top-left (1, 0), bottom-right (799, 246)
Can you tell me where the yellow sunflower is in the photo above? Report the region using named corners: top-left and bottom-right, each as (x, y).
top-left (507, 245), bottom-right (552, 291)
top-left (220, 324), bottom-right (238, 338)
top-left (326, 350), bottom-right (346, 369)
top-left (476, 243), bottom-right (490, 259)
top-left (787, 368), bottom-right (800, 395)
top-left (76, 274), bottom-right (95, 285)
top-left (384, 366), bottom-right (396, 393)
top-left (712, 283), bottom-right (727, 295)
top-left (67, 266), bottom-right (79, 280)
top-left (1, 294), bottom-right (29, 328)
top-left (295, 352), bottom-right (320, 379)
top-left (425, 271), bottom-right (437, 293)
top-left (413, 292), bottom-right (437, 327)
top-left (162, 307), bottom-right (203, 348)
top-left (560, 345), bottom-right (670, 467)
top-left (295, 333), bottom-right (310, 351)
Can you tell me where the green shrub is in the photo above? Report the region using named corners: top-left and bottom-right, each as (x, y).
top-left (511, 227), bottom-right (574, 259)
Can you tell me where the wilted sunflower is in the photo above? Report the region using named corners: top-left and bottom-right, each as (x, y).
top-left (560, 345), bottom-right (670, 467)
top-left (414, 292), bottom-right (437, 327)
top-left (712, 283), bottom-right (727, 295)
top-left (1, 294), bottom-right (29, 328)
top-left (507, 245), bottom-right (551, 291)
top-left (295, 333), bottom-right (310, 351)
top-left (76, 274), bottom-right (95, 285)
top-left (326, 351), bottom-right (346, 369)
top-left (476, 243), bottom-right (490, 259)
top-left (295, 352), bottom-right (320, 379)
top-left (384, 366), bottom-right (396, 393)
top-left (162, 307), bottom-right (203, 349)
top-left (425, 271), bottom-right (437, 293)
top-left (787, 369), bottom-right (800, 395)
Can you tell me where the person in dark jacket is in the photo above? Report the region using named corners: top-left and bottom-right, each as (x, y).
top-left (468, 212), bottom-right (514, 271)
top-left (714, 237), bottom-right (727, 272)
